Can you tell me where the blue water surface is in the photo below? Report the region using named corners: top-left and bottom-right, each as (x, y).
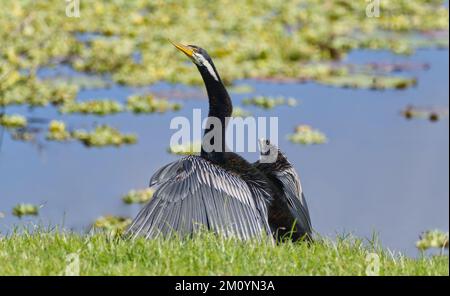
top-left (0, 48), bottom-right (448, 257)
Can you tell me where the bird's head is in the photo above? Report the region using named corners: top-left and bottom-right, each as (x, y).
top-left (258, 138), bottom-right (279, 164)
top-left (170, 41), bottom-right (220, 82)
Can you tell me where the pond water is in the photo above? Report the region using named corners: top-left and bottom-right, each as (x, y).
top-left (0, 48), bottom-right (448, 257)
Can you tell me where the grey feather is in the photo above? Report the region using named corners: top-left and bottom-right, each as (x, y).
top-left (275, 167), bottom-right (313, 236)
top-left (125, 156), bottom-right (272, 240)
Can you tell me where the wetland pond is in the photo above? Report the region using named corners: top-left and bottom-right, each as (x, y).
top-left (1, 48), bottom-right (448, 256)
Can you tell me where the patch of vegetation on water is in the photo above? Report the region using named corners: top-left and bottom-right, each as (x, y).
top-left (72, 126), bottom-right (137, 147)
top-left (0, 0), bottom-right (448, 92)
top-left (401, 105), bottom-right (449, 122)
top-left (288, 125), bottom-right (328, 145)
top-left (232, 107), bottom-right (252, 118)
top-left (228, 84), bottom-right (255, 94)
top-left (56, 95), bottom-right (182, 117)
top-left (43, 75), bottom-right (112, 90)
top-left (0, 114), bottom-right (27, 129)
top-left (0, 75), bottom-right (78, 107)
top-left (1, 0), bottom-right (447, 90)
top-left (0, 0), bottom-right (448, 148)
top-left (242, 96), bottom-right (298, 109)
top-left (59, 99), bottom-right (124, 116)
top-left (122, 188), bottom-right (155, 205)
top-left (319, 75), bottom-right (417, 90)
top-left (12, 203), bottom-right (39, 218)
top-left (46, 120), bottom-right (71, 141)
top-left (92, 216), bottom-right (131, 236)
top-left (126, 94), bottom-right (182, 114)
top-left (46, 121), bottom-right (137, 147)
top-left (11, 130), bottom-right (36, 142)
top-left (168, 141), bottom-right (202, 155)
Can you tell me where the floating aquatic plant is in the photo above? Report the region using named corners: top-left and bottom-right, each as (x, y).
top-left (232, 107), bottom-right (252, 118)
top-left (229, 84), bottom-right (255, 94)
top-left (59, 99), bottom-right (124, 116)
top-left (40, 94), bottom-right (180, 146)
top-left (0, 75), bottom-right (78, 107)
top-left (126, 94), bottom-right (182, 114)
top-left (357, 62), bottom-right (430, 74)
top-left (242, 96), bottom-right (298, 109)
top-left (288, 125), bottom-right (328, 145)
top-left (12, 203), bottom-right (39, 218)
top-left (0, 0), bottom-right (448, 150)
top-left (46, 121), bottom-right (137, 147)
top-left (401, 105), bottom-right (449, 122)
top-left (168, 141), bottom-right (202, 155)
top-left (416, 230), bottom-right (449, 252)
top-left (73, 38), bottom-right (136, 75)
top-left (46, 120), bottom-right (71, 141)
top-left (122, 188), bottom-right (155, 204)
top-left (92, 215), bottom-right (131, 236)
top-left (44, 75), bottom-right (112, 90)
top-left (72, 125), bottom-right (137, 147)
top-left (0, 114), bottom-right (27, 129)
top-left (11, 130), bottom-right (36, 142)
top-left (0, 0), bottom-right (446, 95)
top-left (319, 75), bottom-right (417, 90)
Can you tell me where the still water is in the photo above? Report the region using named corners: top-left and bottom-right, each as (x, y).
top-left (0, 49), bottom-right (448, 256)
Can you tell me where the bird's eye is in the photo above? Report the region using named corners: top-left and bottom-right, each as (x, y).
top-left (265, 140), bottom-right (270, 145)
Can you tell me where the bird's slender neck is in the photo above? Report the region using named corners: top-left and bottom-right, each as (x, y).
top-left (197, 66), bottom-right (232, 162)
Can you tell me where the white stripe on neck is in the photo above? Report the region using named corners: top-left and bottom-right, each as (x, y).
top-left (194, 53), bottom-right (219, 81)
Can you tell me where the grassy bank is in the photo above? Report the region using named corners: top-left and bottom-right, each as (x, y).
top-left (0, 232), bottom-right (447, 276)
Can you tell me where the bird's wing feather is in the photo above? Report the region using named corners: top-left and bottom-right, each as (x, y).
top-left (126, 155), bottom-right (271, 240)
top-left (274, 167), bottom-right (313, 235)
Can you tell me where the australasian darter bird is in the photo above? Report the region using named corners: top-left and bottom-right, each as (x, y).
top-left (255, 139), bottom-right (313, 241)
top-left (126, 42), bottom-right (274, 240)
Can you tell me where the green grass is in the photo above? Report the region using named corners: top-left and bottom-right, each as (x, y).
top-left (0, 231), bottom-right (447, 276)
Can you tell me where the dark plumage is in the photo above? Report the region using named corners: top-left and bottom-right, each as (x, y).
top-left (126, 43), bottom-right (273, 240)
top-left (254, 139), bottom-right (313, 241)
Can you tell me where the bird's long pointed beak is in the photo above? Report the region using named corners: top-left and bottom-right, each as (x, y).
top-left (170, 40), bottom-right (194, 58)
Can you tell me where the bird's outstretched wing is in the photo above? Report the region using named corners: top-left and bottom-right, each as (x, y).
top-left (125, 155), bottom-right (271, 240)
top-left (274, 167), bottom-right (313, 237)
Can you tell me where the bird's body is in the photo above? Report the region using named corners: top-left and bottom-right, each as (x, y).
top-left (255, 140), bottom-right (313, 241)
top-left (126, 42), bottom-right (312, 242)
top-left (126, 42), bottom-right (273, 240)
